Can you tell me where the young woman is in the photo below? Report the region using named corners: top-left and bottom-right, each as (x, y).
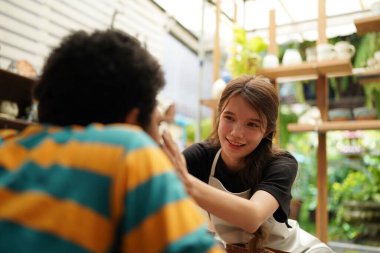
top-left (163, 75), bottom-right (333, 253)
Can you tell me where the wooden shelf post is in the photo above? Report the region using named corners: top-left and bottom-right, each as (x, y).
top-left (213, 0), bottom-right (221, 82)
top-left (316, 0), bottom-right (328, 243)
top-left (268, 9), bottom-right (280, 146)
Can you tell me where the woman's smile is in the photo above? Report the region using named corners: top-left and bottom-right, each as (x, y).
top-left (226, 138), bottom-right (246, 148)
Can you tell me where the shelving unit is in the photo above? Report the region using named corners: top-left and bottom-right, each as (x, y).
top-left (288, 120), bottom-right (380, 132)
top-left (271, 9), bottom-right (380, 243)
top-left (0, 117), bottom-right (31, 131)
top-left (258, 0), bottom-right (380, 243)
top-left (259, 59), bottom-right (357, 243)
top-left (354, 15), bottom-right (380, 35)
top-left (0, 68), bottom-right (35, 130)
top-left (258, 59), bottom-right (352, 79)
top-left (355, 68), bottom-right (380, 84)
top-left (200, 98), bottom-right (218, 109)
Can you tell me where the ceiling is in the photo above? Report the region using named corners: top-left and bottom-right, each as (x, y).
top-left (153, 0), bottom-right (378, 51)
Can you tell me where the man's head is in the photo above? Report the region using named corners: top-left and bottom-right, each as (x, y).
top-left (34, 29), bottom-right (164, 133)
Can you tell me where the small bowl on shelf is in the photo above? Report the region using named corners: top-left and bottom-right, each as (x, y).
top-left (328, 108), bottom-right (352, 121)
top-left (353, 107), bottom-right (377, 120)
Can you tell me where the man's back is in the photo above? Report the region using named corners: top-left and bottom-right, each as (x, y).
top-left (0, 124), bottom-right (220, 253)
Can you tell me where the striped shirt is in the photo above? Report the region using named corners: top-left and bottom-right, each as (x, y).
top-left (0, 124), bottom-right (222, 253)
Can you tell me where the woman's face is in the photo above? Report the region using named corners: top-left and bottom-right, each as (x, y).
top-left (218, 95), bottom-right (267, 170)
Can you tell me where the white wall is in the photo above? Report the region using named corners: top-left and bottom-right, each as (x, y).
top-left (160, 33), bottom-right (213, 119)
top-left (0, 0), bottom-right (212, 118)
top-left (0, 0), bottom-right (167, 73)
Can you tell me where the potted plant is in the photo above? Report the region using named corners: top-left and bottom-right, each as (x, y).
top-left (332, 137), bottom-right (380, 243)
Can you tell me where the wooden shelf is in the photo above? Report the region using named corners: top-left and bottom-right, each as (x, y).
top-left (258, 59), bottom-right (352, 80)
top-left (0, 68), bottom-right (36, 118)
top-left (0, 117), bottom-right (31, 131)
top-left (201, 98), bottom-right (218, 110)
top-left (354, 15), bottom-right (380, 35)
top-left (287, 120), bottom-right (380, 133)
top-left (355, 68), bottom-right (380, 84)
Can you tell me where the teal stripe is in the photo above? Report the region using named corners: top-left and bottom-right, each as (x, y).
top-left (0, 220), bottom-right (88, 253)
top-left (164, 225), bottom-right (217, 253)
top-left (0, 166), bottom-right (6, 177)
top-left (0, 162), bottom-right (111, 218)
top-left (17, 127), bottom-right (50, 149)
top-left (123, 172), bottom-right (187, 233)
top-left (18, 124), bottom-right (157, 152)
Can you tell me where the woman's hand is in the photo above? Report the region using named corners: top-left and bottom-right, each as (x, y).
top-left (161, 131), bottom-right (193, 194)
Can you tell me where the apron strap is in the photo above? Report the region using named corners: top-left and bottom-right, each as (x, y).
top-left (210, 148), bottom-right (222, 178)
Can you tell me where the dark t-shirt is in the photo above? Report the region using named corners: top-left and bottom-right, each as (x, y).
top-left (183, 142), bottom-right (298, 223)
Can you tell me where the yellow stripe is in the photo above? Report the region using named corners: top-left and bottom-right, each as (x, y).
top-left (0, 138), bottom-right (126, 176)
top-left (122, 198), bottom-right (205, 253)
top-left (110, 147), bottom-right (173, 226)
top-left (17, 125), bottom-right (45, 138)
top-left (123, 147), bottom-right (173, 191)
top-left (207, 246), bottom-right (224, 253)
top-left (0, 129), bottom-right (18, 140)
top-left (28, 139), bottom-right (125, 176)
top-left (0, 188), bottom-right (113, 253)
top-left (0, 142), bottom-right (28, 170)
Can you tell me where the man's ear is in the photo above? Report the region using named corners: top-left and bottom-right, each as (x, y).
top-left (124, 108), bottom-right (140, 125)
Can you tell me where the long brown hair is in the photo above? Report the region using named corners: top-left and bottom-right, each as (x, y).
top-left (208, 75), bottom-right (283, 251)
top-left (207, 75), bottom-right (281, 191)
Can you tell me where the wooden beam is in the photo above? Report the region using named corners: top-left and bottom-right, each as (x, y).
top-left (213, 0), bottom-right (221, 81)
top-left (258, 59), bottom-right (352, 79)
top-left (318, 0), bottom-right (327, 44)
top-left (269, 9), bottom-right (277, 55)
top-left (316, 0), bottom-right (329, 243)
top-left (315, 74), bottom-right (329, 243)
top-left (287, 120), bottom-right (380, 132)
top-left (233, 0), bottom-right (237, 24)
top-left (354, 15), bottom-right (380, 35)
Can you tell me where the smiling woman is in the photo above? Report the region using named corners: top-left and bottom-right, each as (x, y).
top-left (162, 75), bottom-right (334, 253)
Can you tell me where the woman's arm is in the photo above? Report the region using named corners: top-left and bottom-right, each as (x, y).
top-left (162, 132), bottom-right (279, 233)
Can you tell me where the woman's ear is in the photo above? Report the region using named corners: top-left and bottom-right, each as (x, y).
top-left (124, 108), bottom-right (140, 125)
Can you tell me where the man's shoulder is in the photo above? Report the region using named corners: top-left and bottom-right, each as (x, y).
top-left (0, 129), bottom-right (18, 143)
top-left (78, 123), bottom-right (157, 151)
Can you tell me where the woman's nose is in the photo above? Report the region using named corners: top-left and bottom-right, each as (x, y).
top-left (230, 123), bottom-right (243, 137)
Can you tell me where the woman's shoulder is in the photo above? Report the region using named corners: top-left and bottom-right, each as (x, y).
top-left (265, 151), bottom-right (298, 175)
top-left (183, 142), bottom-right (219, 181)
top-left (273, 150), bottom-right (297, 164)
top-left (183, 141), bottom-right (219, 160)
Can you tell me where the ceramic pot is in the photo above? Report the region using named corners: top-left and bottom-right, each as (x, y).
top-left (334, 41), bottom-right (356, 60)
top-left (282, 49), bottom-right (302, 65)
top-left (317, 44), bottom-right (336, 61)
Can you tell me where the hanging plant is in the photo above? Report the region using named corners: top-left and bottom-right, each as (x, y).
top-left (226, 26), bottom-right (267, 78)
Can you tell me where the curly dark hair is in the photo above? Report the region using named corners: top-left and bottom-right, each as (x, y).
top-left (34, 29), bottom-right (164, 130)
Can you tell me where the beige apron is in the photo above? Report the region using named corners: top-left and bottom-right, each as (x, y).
top-left (208, 149), bottom-right (334, 253)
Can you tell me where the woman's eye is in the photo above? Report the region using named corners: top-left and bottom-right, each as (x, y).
top-left (247, 122), bottom-right (258, 128)
top-left (223, 115), bottom-right (234, 121)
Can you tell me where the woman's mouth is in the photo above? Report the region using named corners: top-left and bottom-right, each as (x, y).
top-left (226, 138), bottom-right (245, 148)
